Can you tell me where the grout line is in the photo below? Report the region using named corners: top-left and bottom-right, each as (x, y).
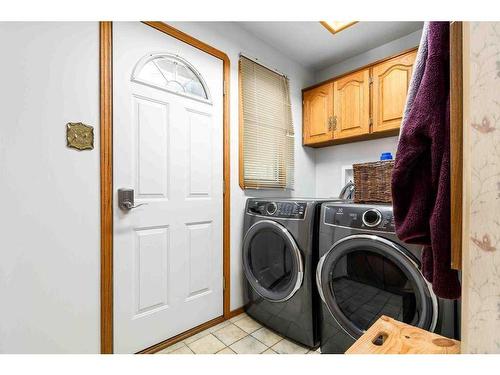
top-left (187, 332), bottom-right (227, 354)
top-left (226, 327), bottom-right (278, 353)
top-left (185, 332), bottom-right (225, 353)
top-left (252, 332), bottom-right (285, 349)
top-left (213, 320), bottom-right (238, 334)
top-left (215, 346), bottom-right (231, 354)
top-left (227, 332), bottom-right (254, 349)
top-left (212, 322), bottom-right (253, 347)
top-left (229, 317), bottom-right (294, 353)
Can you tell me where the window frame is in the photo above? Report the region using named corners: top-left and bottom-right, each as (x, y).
top-left (238, 56), bottom-right (294, 190)
top-left (131, 52), bottom-right (212, 104)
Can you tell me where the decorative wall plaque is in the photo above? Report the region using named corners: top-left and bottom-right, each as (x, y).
top-left (66, 122), bottom-right (94, 150)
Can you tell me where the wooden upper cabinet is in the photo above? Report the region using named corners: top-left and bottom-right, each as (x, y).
top-left (302, 83), bottom-right (334, 145)
top-left (372, 50), bottom-right (417, 133)
top-left (333, 68), bottom-right (370, 140)
top-left (301, 48), bottom-right (417, 147)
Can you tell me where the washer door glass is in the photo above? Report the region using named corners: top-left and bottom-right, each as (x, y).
top-left (243, 220), bottom-right (303, 302)
top-left (317, 235), bottom-right (435, 339)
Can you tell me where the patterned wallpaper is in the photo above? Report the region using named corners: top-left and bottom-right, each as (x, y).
top-left (462, 22), bottom-right (500, 353)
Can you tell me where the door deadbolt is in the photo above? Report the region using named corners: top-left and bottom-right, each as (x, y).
top-left (118, 188), bottom-right (147, 211)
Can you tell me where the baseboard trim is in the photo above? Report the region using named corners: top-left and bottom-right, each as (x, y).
top-left (226, 306), bottom-right (245, 319)
top-left (136, 306), bottom-right (245, 354)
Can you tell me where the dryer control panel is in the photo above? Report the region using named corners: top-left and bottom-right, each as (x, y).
top-left (324, 203), bottom-right (395, 232)
top-left (247, 200), bottom-right (307, 219)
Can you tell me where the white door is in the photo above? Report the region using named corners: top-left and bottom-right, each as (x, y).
top-left (113, 22), bottom-right (224, 353)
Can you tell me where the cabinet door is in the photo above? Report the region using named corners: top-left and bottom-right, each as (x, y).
top-left (333, 69), bottom-right (370, 140)
top-left (372, 50), bottom-right (417, 133)
top-left (302, 83), bottom-right (333, 145)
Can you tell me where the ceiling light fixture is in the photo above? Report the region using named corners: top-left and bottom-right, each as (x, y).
top-left (320, 21), bottom-right (357, 35)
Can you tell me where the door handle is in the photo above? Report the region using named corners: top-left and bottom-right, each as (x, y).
top-left (118, 188), bottom-right (148, 211)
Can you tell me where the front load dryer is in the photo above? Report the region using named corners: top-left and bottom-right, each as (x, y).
top-left (316, 202), bottom-right (459, 353)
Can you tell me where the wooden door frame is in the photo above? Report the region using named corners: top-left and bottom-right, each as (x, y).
top-left (100, 21), bottom-right (232, 354)
top-left (450, 21), bottom-right (463, 270)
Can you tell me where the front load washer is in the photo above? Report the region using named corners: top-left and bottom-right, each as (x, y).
top-left (316, 202), bottom-right (459, 353)
top-left (242, 198), bottom-right (335, 348)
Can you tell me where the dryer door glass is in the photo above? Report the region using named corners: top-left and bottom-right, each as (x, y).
top-left (318, 236), bottom-right (436, 339)
top-left (243, 221), bottom-right (303, 302)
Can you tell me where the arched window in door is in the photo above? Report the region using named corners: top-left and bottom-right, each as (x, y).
top-left (131, 53), bottom-right (211, 102)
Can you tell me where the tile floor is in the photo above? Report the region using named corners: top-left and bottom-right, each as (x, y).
top-left (157, 313), bottom-right (321, 355)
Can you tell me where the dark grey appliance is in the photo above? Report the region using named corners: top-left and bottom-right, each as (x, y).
top-left (242, 198), bottom-right (333, 348)
top-left (316, 202), bottom-right (459, 354)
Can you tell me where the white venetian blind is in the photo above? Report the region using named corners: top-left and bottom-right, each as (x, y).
top-left (239, 56), bottom-right (294, 189)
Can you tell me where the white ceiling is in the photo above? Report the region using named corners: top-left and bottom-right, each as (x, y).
top-left (238, 22), bottom-right (423, 71)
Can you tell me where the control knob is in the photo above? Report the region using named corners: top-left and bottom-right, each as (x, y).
top-left (266, 202), bottom-right (277, 215)
top-left (362, 209), bottom-right (382, 227)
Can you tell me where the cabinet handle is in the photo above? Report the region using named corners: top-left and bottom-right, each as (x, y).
top-left (328, 116), bottom-right (337, 131)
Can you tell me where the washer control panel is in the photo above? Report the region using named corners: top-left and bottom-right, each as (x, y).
top-left (324, 203), bottom-right (395, 232)
top-left (247, 200), bottom-right (307, 219)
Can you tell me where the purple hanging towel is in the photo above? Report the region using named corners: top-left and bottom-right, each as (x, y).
top-left (391, 22), bottom-right (461, 299)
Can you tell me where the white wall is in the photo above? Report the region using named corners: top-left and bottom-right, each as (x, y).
top-left (0, 23), bottom-right (100, 353)
top-left (169, 22), bottom-right (317, 310)
top-left (315, 137), bottom-right (399, 197)
top-left (313, 29), bottom-right (422, 198)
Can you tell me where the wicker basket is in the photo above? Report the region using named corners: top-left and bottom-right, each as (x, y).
top-left (353, 160), bottom-right (394, 203)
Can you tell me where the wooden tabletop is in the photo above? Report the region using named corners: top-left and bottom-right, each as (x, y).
top-left (346, 315), bottom-right (460, 354)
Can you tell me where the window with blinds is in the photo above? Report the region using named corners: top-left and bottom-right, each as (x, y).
top-left (239, 56), bottom-right (295, 189)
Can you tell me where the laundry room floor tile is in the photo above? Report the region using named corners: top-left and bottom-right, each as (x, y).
top-left (262, 348), bottom-right (278, 354)
top-left (182, 329), bottom-right (212, 345)
top-left (187, 334), bottom-right (226, 354)
top-left (208, 320), bottom-right (232, 333)
top-left (213, 323), bottom-right (248, 346)
top-left (251, 327), bottom-right (282, 347)
top-left (229, 335), bottom-right (267, 354)
top-left (233, 316), bottom-right (262, 333)
top-left (271, 339), bottom-right (309, 354)
top-left (168, 345), bottom-right (194, 354)
top-left (216, 347), bottom-right (236, 354)
top-left (155, 313), bottom-right (317, 355)
top-left (307, 349), bottom-right (320, 354)
top-left (229, 312), bottom-right (248, 323)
